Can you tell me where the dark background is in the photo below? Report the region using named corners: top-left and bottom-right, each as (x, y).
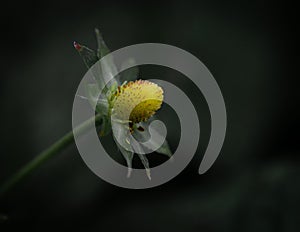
top-left (0, 0), bottom-right (298, 231)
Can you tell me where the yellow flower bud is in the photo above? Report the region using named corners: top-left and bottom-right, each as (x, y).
top-left (112, 80), bottom-right (163, 123)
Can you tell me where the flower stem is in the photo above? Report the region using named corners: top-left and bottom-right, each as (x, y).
top-left (0, 114), bottom-right (102, 198)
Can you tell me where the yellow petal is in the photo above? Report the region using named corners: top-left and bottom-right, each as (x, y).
top-left (112, 80), bottom-right (163, 123)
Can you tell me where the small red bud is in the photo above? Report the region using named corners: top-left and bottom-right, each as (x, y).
top-left (73, 41), bottom-right (82, 51)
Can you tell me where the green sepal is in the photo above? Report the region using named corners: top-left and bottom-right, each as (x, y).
top-left (84, 83), bottom-right (109, 115)
top-left (99, 115), bottom-right (111, 137)
top-left (137, 153), bottom-right (151, 180)
top-left (112, 121), bottom-right (134, 177)
top-left (95, 28), bottom-right (119, 89)
top-left (75, 43), bottom-right (98, 69)
top-left (95, 28), bottom-right (110, 58)
top-left (133, 119), bottom-right (173, 158)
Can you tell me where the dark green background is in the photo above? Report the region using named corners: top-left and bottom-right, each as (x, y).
top-left (0, 1), bottom-right (298, 231)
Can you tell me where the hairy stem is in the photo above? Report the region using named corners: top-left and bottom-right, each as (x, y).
top-left (0, 114), bottom-right (102, 197)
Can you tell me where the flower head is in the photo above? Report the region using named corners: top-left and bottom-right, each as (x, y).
top-left (112, 80), bottom-right (163, 123)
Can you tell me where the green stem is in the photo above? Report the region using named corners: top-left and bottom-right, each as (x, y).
top-left (0, 114), bottom-right (102, 197)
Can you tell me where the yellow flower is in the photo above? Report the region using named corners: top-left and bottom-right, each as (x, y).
top-left (112, 80), bottom-right (163, 123)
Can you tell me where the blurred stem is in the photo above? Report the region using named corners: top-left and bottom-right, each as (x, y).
top-left (0, 114), bottom-right (102, 198)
